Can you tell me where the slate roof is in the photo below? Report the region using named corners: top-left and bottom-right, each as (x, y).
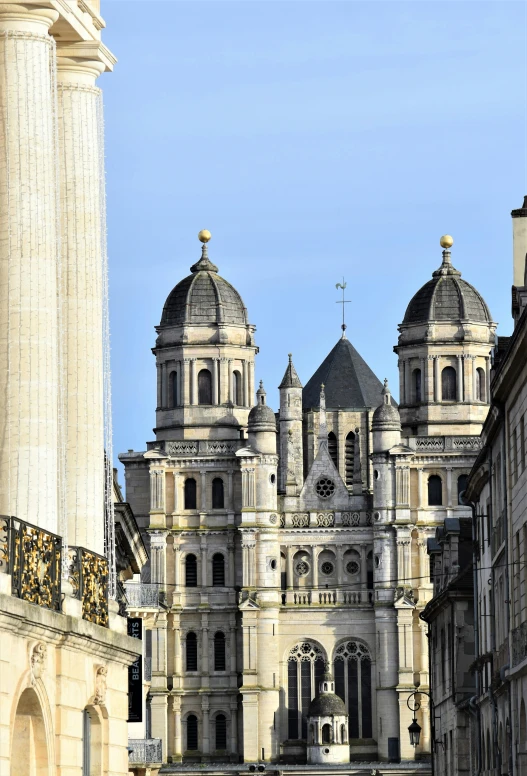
top-left (308, 692), bottom-right (347, 717)
top-left (279, 354), bottom-right (303, 389)
top-left (160, 245), bottom-right (248, 327)
top-left (302, 337), bottom-right (390, 410)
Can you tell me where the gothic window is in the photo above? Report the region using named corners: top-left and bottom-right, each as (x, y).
top-left (428, 475), bottom-right (443, 506)
top-left (322, 724), bottom-right (331, 744)
top-left (413, 368), bottom-right (422, 403)
top-left (214, 632), bottom-right (226, 671)
top-left (215, 714), bottom-right (227, 750)
top-left (457, 474), bottom-right (468, 505)
top-left (186, 632), bottom-right (198, 671)
top-left (345, 432), bottom-right (355, 486)
top-left (185, 554), bottom-right (197, 587)
top-left (198, 368), bottom-right (212, 404)
top-left (287, 641), bottom-right (326, 740)
top-left (212, 553), bottom-right (225, 586)
top-left (187, 715), bottom-right (198, 750)
top-left (327, 432), bottom-right (338, 468)
top-left (212, 477), bottom-right (224, 509)
top-left (333, 641), bottom-right (372, 739)
top-left (184, 478), bottom-right (197, 510)
top-left (441, 366), bottom-right (457, 401)
top-left (476, 367), bottom-right (486, 402)
top-left (233, 370), bottom-right (242, 405)
top-left (169, 371), bottom-right (178, 407)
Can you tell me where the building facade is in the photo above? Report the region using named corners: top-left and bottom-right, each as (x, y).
top-left (121, 231), bottom-right (495, 771)
top-left (0, 3), bottom-right (140, 776)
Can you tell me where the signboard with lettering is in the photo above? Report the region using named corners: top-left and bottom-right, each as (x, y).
top-left (127, 617), bottom-right (142, 723)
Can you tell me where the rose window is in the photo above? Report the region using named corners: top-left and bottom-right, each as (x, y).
top-left (321, 561), bottom-right (334, 575)
top-left (316, 477), bottom-right (335, 499)
top-left (295, 561), bottom-right (309, 576)
top-left (346, 561), bottom-right (360, 575)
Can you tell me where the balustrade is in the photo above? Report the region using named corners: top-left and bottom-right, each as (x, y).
top-left (128, 739), bottom-right (162, 764)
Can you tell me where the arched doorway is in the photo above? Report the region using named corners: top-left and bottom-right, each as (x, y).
top-left (11, 688), bottom-right (49, 776)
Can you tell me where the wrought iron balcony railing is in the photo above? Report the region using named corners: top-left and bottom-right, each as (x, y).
top-left (68, 546), bottom-right (109, 627)
top-left (128, 739), bottom-right (162, 764)
top-left (0, 515), bottom-right (61, 611)
top-left (125, 582), bottom-right (165, 609)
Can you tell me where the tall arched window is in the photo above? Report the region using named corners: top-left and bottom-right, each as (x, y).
top-left (215, 714), bottom-right (227, 750)
top-left (333, 641), bottom-right (372, 739)
top-left (428, 475), bottom-right (443, 506)
top-left (198, 368), bottom-right (212, 404)
top-left (322, 724), bottom-right (332, 744)
top-left (441, 366), bottom-right (457, 401)
top-left (345, 432), bottom-right (355, 486)
top-left (327, 432), bottom-right (338, 468)
top-left (169, 371), bottom-right (178, 407)
top-left (413, 368), bottom-right (422, 403)
top-left (185, 554), bottom-right (197, 587)
top-left (287, 641), bottom-right (326, 740)
top-left (212, 553), bottom-right (225, 586)
top-left (457, 474), bottom-right (468, 505)
top-left (476, 367), bottom-right (486, 402)
top-left (212, 478), bottom-right (224, 509)
top-left (186, 632), bottom-right (198, 671)
top-left (187, 715), bottom-right (198, 750)
top-left (214, 632), bottom-right (226, 671)
top-left (232, 370), bottom-right (242, 405)
top-left (184, 478), bottom-right (197, 510)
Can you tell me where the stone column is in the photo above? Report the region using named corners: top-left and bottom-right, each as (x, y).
top-left (174, 544), bottom-right (181, 590)
top-left (243, 360), bottom-right (249, 407)
top-left (173, 471), bottom-right (180, 512)
top-left (228, 359), bottom-right (234, 403)
top-left (157, 363), bottom-right (162, 408)
top-left (0, 4), bottom-right (60, 533)
top-left (417, 468), bottom-right (423, 507)
top-left (287, 546), bottom-right (294, 589)
top-left (173, 696), bottom-right (182, 762)
top-left (201, 535), bottom-right (208, 587)
top-left (472, 356), bottom-right (478, 402)
top-left (230, 704), bottom-right (238, 756)
top-left (191, 358), bottom-right (197, 405)
top-left (249, 361), bottom-right (255, 406)
top-left (212, 358), bottom-right (219, 405)
top-left (201, 624), bottom-right (209, 676)
top-left (161, 363), bottom-right (167, 407)
top-left (446, 467), bottom-right (453, 507)
top-left (404, 360), bottom-right (411, 404)
top-left (360, 545), bottom-right (368, 588)
top-left (420, 357), bottom-right (426, 401)
top-left (228, 470), bottom-right (234, 509)
top-left (151, 695), bottom-right (168, 761)
top-left (228, 544), bottom-right (235, 587)
top-left (183, 359), bottom-right (190, 404)
top-left (312, 548), bottom-right (318, 590)
top-left (434, 356), bottom-right (440, 402)
top-left (200, 470), bottom-right (207, 511)
top-left (457, 355), bottom-right (463, 401)
top-left (336, 545), bottom-right (343, 584)
top-left (220, 358), bottom-right (229, 404)
top-left (202, 697), bottom-right (210, 755)
top-left (485, 356), bottom-right (491, 402)
top-left (230, 626), bottom-right (237, 673)
top-left (426, 357), bottom-right (434, 403)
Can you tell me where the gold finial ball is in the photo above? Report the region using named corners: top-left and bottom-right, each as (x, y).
top-left (198, 229), bottom-right (211, 243)
top-left (440, 234), bottom-right (454, 249)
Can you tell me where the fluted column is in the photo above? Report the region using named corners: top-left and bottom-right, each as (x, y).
top-left (0, 5), bottom-right (60, 533)
top-left (457, 355), bottom-right (463, 401)
top-left (434, 356), bottom-right (440, 402)
top-left (56, 47), bottom-right (110, 552)
top-left (191, 358), bottom-right (197, 405)
top-left (212, 358), bottom-right (219, 404)
top-left (243, 360), bottom-right (249, 407)
top-left (287, 546), bottom-right (294, 589)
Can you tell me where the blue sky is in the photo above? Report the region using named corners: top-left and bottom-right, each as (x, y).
top-left (101, 0), bottom-right (527, 469)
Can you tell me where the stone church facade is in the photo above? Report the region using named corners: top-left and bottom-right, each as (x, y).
top-left (121, 232), bottom-right (496, 769)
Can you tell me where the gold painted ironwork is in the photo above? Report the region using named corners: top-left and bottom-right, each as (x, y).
top-left (69, 546), bottom-right (109, 627)
top-left (2, 516), bottom-right (61, 610)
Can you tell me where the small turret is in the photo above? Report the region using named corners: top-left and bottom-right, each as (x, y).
top-left (278, 354), bottom-right (303, 492)
top-left (306, 669), bottom-right (349, 764)
top-left (248, 381), bottom-right (276, 454)
top-left (372, 379), bottom-right (401, 452)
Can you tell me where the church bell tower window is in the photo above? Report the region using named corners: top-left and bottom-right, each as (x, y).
top-left (185, 554), bottom-right (198, 587)
top-left (345, 432), bottom-right (355, 486)
top-left (184, 478), bottom-right (197, 510)
top-left (198, 368), bottom-right (212, 404)
top-left (233, 370), bottom-right (242, 405)
top-left (428, 475), bottom-right (443, 506)
top-left (212, 553), bottom-right (225, 586)
top-left (212, 478), bottom-right (224, 509)
top-left (327, 432), bottom-right (338, 468)
top-left (169, 370), bottom-right (178, 407)
top-left (413, 368), bottom-right (422, 403)
top-left (476, 367), bottom-right (486, 402)
top-left (441, 366), bottom-right (457, 401)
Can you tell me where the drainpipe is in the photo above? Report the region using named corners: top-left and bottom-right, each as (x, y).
top-left (468, 499), bottom-right (482, 775)
top-left (501, 420), bottom-right (514, 774)
top-left (488, 442), bottom-right (500, 773)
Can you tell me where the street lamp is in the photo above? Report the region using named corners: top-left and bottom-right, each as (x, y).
top-left (408, 717), bottom-right (422, 747)
top-left (406, 688), bottom-right (431, 748)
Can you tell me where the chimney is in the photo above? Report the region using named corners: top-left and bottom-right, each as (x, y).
top-left (512, 195), bottom-right (527, 287)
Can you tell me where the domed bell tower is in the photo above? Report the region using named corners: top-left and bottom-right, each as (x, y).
top-left (153, 231), bottom-right (258, 442)
top-left (394, 236), bottom-right (496, 436)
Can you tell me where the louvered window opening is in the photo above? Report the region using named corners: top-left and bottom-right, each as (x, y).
top-left (185, 554), bottom-right (197, 587)
top-left (214, 632), bottom-right (226, 671)
top-left (212, 553), bottom-right (225, 586)
top-left (184, 478), bottom-right (197, 510)
top-left (212, 478), bottom-right (224, 509)
top-left (187, 715), bottom-right (198, 750)
top-left (345, 432), bottom-right (355, 486)
top-left (215, 715), bottom-right (227, 750)
top-left (186, 633), bottom-right (198, 671)
top-left (198, 369), bottom-right (212, 404)
top-left (327, 432), bottom-right (338, 469)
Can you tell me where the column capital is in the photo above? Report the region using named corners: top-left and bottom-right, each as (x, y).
top-left (56, 41), bottom-right (115, 82)
top-left (0, 4), bottom-right (58, 32)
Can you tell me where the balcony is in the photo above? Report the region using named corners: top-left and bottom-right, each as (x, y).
top-left (512, 622), bottom-right (527, 667)
top-left (68, 546), bottom-right (109, 627)
top-left (125, 582), bottom-right (165, 609)
top-left (0, 515), bottom-right (62, 611)
top-left (281, 589), bottom-right (374, 606)
top-left (128, 739), bottom-right (162, 765)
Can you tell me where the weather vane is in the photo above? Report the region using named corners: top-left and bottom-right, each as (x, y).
top-left (335, 278), bottom-right (351, 336)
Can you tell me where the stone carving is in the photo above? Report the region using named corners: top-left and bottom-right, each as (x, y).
top-left (30, 642), bottom-right (46, 685)
top-left (334, 640), bottom-right (370, 661)
top-left (166, 441), bottom-right (198, 455)
top-left (93, 665), bottom-right (108, 706)
top-left (365, 512), bottom-right (373, 525)
top-left (279, 514), bottom-right (285, 528)
top-left (415, 437), bottom-right (445, 451)
top-left (316, 513), bottom-right (335, 527)
top-left (291, 513), bottom-right (309, 528)
top-left (269, 514), bottom-right (277, 525)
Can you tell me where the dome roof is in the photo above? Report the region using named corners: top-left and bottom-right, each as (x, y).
top-left (402, 248), bottom-right (492, 326)
top-left (307, 692), bottom-right (347, 718)
top-left (160, 243), bottom-right (248, 327)
top-left (248, 382), bottom-right (276, 430)
top-left (372, 379), bottom-right (400, 429)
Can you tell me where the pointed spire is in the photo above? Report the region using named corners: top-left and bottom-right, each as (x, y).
top-left (190, 230), bottom-right (218, 273)
top-left (318, 383), bottom-right (328, 448)
top-left (279, 353), bottom-right (303, 389)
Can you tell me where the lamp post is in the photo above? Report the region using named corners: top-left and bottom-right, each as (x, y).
top-left (407, 687), bottom-right (435, 776)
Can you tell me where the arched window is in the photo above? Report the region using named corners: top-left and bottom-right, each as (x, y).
top-left (413, 368), bottom-right (422, 403)
top-left (214, 631), bottom-right (226, 671)
top-left (184, 478), bottom-right (197, 510)
top-left (328, 432), bottom-right (338, 469)
top-left (215, 714), bottom-right (227, 750)
top-left (185, 554), bottom-right (197, 587)
top-left (212, 553), bottom-right (225, 586)
top-left (457, 474), bottom-right (469, 505)
top-left (198, 369), bottom-right (212, 404)
top-left (232, 370), bottom-right (242, 406)
top-left (169, 371), bottom-right (178, 407)
top-left (187, 715), bottom-right (198, 750)
top-left (186, 632), bottom-right (198, 671)
top-left (333, 641), bottom-right (372, 739)
top-left (322, 724), bottom-right (332, 744)
top-left (441, 366), bottom-right (457, 401)
top-left (476, 367), bottom-right (486, 402)
top-left (428, 475), bottom-right (443, 506)
top-left (212, 478), bottom-right (224, 509)
top-left (345, 431), bottom-right (355, 487)
top-left (287, 641), bottom-right (326, 740)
